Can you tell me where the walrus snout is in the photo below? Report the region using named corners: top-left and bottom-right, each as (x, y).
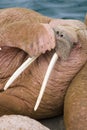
top-left (52, 25), bottom-right (80, 60)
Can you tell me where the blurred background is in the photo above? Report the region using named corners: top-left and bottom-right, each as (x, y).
top-left (0, 0), bottom-right (87, 130)
top-left (0, 0), bottom-right (87, 20)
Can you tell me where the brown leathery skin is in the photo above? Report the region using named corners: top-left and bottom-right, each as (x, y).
top-left (0, 7), bottom-right (87, 124)
top-left (0, 8), bottom-right (55, 57)
top-left (0, 27), bottom-right (87, 119)
top-left (0, 8), bottom-right (52, 28)
top-left (0, 47), bottom-right (86, 119)
top-left (64, 62), bottom-right (87, 130)
top-left (0, 22), bottom-right (55, 57)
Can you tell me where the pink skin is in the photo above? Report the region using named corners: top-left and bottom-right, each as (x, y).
top-left (0, 8), bottom-right (87, 130)
top-left (0, 19), bottom-right (87, 120)
top-left (0, 23), bottom-right (55, 57)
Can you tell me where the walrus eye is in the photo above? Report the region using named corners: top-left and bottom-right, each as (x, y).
top-left (56, 31), bottom-right (59, 35)
top-left (60, 34), bottom-right (63, 37)
top-left (4, 56), bottom-right (39, 90)
top-left (56, 30), bottom-right (64, 38)
top-left (34, 52), bottom-right (58, 111)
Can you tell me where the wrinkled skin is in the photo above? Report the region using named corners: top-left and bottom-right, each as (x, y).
top-left (64, 60), bottom-right (87, 130)
top-left (0, 8), bottom-right (87, 130)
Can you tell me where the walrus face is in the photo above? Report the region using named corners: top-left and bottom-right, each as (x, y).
top-left (4, 24), bottom-right (81, 111)
top-left (53, 25), bottom-right (79, 60)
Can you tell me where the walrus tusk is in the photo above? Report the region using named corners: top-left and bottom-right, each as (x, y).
top-left (34, 52), bottom-right (58, 111)
top-left (4, 56), bottom-right (38, 90)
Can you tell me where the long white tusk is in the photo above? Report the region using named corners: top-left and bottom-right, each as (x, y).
top-left (34, 52), bottom-right (58, 111)
top-left (4, 56), bottom-right (38, 91)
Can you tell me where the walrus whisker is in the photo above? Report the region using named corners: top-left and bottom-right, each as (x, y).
top-left (34, 52), bottom-right (58, 111)
top-left (4, 56), bottom-right (38, 90)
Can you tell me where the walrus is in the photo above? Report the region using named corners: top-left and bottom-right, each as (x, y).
top-left (0, 8), bottom-right (87, 130)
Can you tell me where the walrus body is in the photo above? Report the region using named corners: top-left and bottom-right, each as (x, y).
top-left (0, 8), bottom-right (87, 130)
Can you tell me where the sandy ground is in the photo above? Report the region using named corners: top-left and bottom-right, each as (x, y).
top-left (40, 115), bottom-right (65, 130)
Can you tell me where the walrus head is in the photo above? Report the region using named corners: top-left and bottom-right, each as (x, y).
top-left (3, 20), bottom-right (86, 111)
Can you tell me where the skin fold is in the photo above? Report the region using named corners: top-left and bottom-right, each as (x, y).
top-left (64, 61), bottom-right (87, 130)
top-left (64, 20), bottom-right (87, 130)
top-left (0, 8), bottom-right (87, 129)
